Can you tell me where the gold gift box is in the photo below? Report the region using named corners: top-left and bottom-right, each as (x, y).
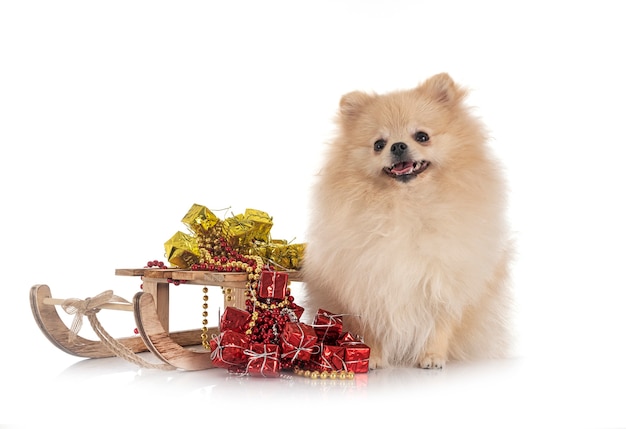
top-left (164, 231), bottom-right (200, 268)
top-left (182, 203), bottom-right (219, 235)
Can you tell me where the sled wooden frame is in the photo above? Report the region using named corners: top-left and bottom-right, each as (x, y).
top-left (31, 268), bottom-right (303, 371)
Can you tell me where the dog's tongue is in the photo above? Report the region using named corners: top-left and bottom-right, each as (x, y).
top-left (391, 161), bottom-right (414, 175)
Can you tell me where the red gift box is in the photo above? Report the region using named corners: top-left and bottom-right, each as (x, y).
top-left (209, 330), bottom-right (250, 368)
top-left (292, 303), bottom-right (305, 319)
top-left (280, 322), bottom-right (318, 362)
top-left (342, 341), bottom-right (370, 373)
top-left (244, 343), bottom-right (281, 377)
top-left (313, 343), bottom-right (346, 372)
top-left (220, 306), bottom-right (251, 334)
top-left (282, 303), bottom-right (304, 322)
top-left (258, 270), bottom-right (288, 299)
top-left (313, 308), bottom-right (343, 343)
top-left (337, 331), bottom-right (359, 344)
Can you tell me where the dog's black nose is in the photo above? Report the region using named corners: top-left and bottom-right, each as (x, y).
top-left (390, 142), bottom-right (408, 156)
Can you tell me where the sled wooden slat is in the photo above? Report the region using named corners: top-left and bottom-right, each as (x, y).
top-left (114, 268), bottom-right (150, 276)
top-left (115, 267), bottom-right (303, 284)
top-left (42, 297), bottom-right (134, 312)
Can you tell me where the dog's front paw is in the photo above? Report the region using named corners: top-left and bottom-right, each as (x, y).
top-left (368, 350), bottom-right (386, 370)
top-left (418, 354), bottom-right (446, 369)
top-left (368, 358), bottom-right (384, 370)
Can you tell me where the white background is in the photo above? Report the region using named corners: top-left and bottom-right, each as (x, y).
top-left (1, 1), bottom-right (625, 428)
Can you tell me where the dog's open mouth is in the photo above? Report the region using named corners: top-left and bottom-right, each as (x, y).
top-left (383, 160), bottom-right (430, 181)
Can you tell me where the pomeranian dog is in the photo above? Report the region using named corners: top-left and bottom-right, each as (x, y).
top-left (302, 73), bottom-right (512, 369)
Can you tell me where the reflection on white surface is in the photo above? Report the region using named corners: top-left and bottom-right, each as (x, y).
top-left (6, 347), bottom-right (625, 428)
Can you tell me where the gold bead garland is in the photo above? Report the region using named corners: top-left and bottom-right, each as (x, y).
top-left (200, 252), bottom-right (265, 350)
top-left (293, 366), bottom-right (355, 380)
top-left (201, 287), bottom-right (210, 350)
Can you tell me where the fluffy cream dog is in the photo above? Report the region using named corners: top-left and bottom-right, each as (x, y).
top-left (302, 73), bottom-right (512, 369)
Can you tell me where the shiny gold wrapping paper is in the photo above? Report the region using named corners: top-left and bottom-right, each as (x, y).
top-left (164, 230), bottom-right (200, 268)
top-left (182, 203), bottom-right (219, 235)
top-left (165, 204), bottom-right (305, 270)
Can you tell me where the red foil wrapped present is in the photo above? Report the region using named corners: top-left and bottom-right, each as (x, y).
top-left (341, 341), bottom-right (370, 373)
top-left (291, 303), bottom-right (305, 320)
top-left (220, 306), bottom-right (251, 334)
top-left (258, 270), bottom-right (288, 299)
top-left (281, 303), bottom-right (304, 322)
top-left (280, 322), bottom-right (318, 362)
top-left (313, 308), bottom-right (343, 343)
top-left (209, 330), bottom-right (250, 369)
top-left (244, 343), bottom-right (281, 377)
top-left (313, 343), bottom-right (346, 372)
top-left (337, 331), bottom-right (359, 344)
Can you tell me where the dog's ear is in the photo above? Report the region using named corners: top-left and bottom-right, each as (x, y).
top-left (419, 73), bottom-right (467, 105)
top-left (339, 91), bottom-right (372, 119)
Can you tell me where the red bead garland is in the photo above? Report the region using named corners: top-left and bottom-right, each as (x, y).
top-left (145, 260), bottom-right (167, 269)
top-left (143, 260), bottom-right (187, 285)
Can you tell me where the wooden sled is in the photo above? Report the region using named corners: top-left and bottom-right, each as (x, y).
top-left (31, 268), bottom-right (303, 371)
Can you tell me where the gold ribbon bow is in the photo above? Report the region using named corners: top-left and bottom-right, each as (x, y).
top-left (61, 290), bottom-right (130, 342)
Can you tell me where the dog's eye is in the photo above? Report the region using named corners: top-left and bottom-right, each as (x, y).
top-left (414, 131), bottom-right (430, 144)
top-left (373, 139), bottom-right (387, 152)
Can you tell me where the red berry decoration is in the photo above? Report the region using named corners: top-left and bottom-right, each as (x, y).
top-left (145, 260), bottom-right (167, 269)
